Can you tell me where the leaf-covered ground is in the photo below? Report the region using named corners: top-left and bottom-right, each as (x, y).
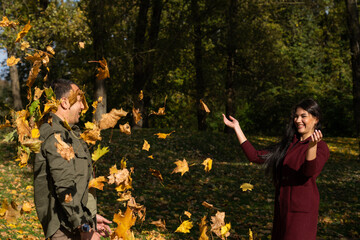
top-left (0, 129), bottom-right (359, 239)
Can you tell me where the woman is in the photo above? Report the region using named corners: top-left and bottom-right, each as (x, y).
top-left (223, 99), bottom-right (330, 240)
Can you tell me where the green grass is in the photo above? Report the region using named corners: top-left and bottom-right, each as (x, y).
top-left (0, 128), bottom-right (359, 239)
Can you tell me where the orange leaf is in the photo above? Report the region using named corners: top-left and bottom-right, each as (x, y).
top-left (54, 134), bottom-right (75, 161)
top-left (199, 216), bottom-right (209, 240)
top-left (119, 123), bottom-right (131, 135)
top-left (21, 202), bottom-right (32, 213)
top-left (15, 110), bottom-right (31, 143)
top-left (80, 125), bottom-right (102, 145)
top-left (99, 108), bottom-right (128, 130)
top-left (132, 108), bottom-right (142, 125)
top-left (200, 99), bottom-right (210, 113)
top-left (65, 193), bottom-right (73, 203)
top-left (0, 120), bottom-right (11, 129)
top-left (46, 46), bottom-right (55, 55)
top-left (6, 56), bottom-right (20, 66)
top-left (27, 62), bottom-right (41, 88)
top-left (142, 140), bottom-right (150, 151)
top-left (113, 207), bottom-right (136, 240)
top-left (0, 16), bottom-right (18, 28)
top-left (88, 176), bottom-right (107, 191)
top-left (117, 191), bottom-right (132, 202)
top-left (171, 159), bottom-right (189, 176)
top-left (149, 168), bottom-right (163, 182)
top-left (150, 107), bottom-right (166, 116)
top-left (202, 201), bottom-right (214, 209)
top-left (79, 42), bottom-right (85, 49)
top-left (89, 58), bottom-right (110, 80)
top-left (20, 41), bottom-right (30, 51)
top-left (184, 211), bottom-right (192, 218)
top-left (139, 90), bottom-right (143, 100)
top-left (154, 131), bottom-right (175, 139)
top-left (15, 21), bottom-right (32, 42)
top-left (150, 219), bottom-right (166, 230)
top-left (33, 87), bottom-right (44, 101)
top-left (202, 158), bottom-right (213, 172)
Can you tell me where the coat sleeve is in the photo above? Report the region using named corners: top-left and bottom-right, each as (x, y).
top-left (302, 141), bottom-right (330, 177)
top-left (241, 140), bottom-right (268, 164)
top-left (43, 133), bottom-right (89, 230)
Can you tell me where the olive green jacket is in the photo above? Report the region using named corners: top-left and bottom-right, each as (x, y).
top-left (34, 113), bottom-right (97, 238)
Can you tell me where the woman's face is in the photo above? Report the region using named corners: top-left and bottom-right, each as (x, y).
top-left (294, 107), bottom-right (318, 140)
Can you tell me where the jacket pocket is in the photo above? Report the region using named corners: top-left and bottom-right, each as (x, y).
top-left (290, 185), bottom-right (314, 212)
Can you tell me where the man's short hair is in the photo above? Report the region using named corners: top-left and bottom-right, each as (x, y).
top-left (50, 79), bottom-right (77, 100)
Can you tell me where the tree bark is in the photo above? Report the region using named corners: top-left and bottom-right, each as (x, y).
top-left (88, 0), bottom-right (107, 121)
top-left (191, 0), bottom-right (207, 131)
top-left (9, 64), bottom-right (23, 111)
top-left (224, 0), bottom-right (237, 133)
top-left (345, 0), bottom-right (360, 159)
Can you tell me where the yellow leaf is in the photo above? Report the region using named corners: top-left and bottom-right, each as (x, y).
top-left (80, 125), bottom-right (102, 145)
top-left (150, 107), bottom-right (166, 116)
top-left (175, 220), bottom-right (193, 233)
top-left (139, 90), bottom-right (143, 100)
top-left (0, 16), bottom-right (18, 28)
top-left (202, 158), bottom-right (212, 172)
top-left (54, 133), bottom-right (75, 161)
top-left (154, 131), bottom-right (175, 139)
top-left (109, 164), bottom-right (119, 175)
top-left (6, 56), bottom-right (20, 66)
top-left (20, 41), bottom-right (30, 51)
top-left (148, 155), bottom-right (154, 159)
top-left (249, 228), bottom-right (253, 240)
top-left (15, 21), bottom-right (32, 42)
top-left (25, 186), bottom-right (33, 191)
top-left (84, 121), bottom-right (95, 130)
top-left (172, 159), bottom-right (189, 176)
top-left (22, 138), bottom-right (42, 153)
top-left (150, 219), bottom-right (166, 230)
top-left (99, 108), bottom-right (128, 130)
top-left (91, 144), bottom-right (109, 162)
top-left (184, 211), bottom-right (192, 218)
top-left (92, 96), bottom-right (103, 114)
top-left (33, 87), bottom-right (44, 101)
top-left (31, 128), bottom-right (40, 139)
top-left (117, 191), bottom-right (132, 202)
top-left (119, 123), bottom-right (131, 135)
top-left (79, 42), bottom-right (85, 49)
top-left (240, 183), bottom-right (254, 192)
top-left (200, 99), bottom-right (210, 113)
top-left (199, 216), bottom-right (209, 240)
top-left (132, 108), bottom-right (142, 125)
top-left (88, 176), bottom-right (107, 191)
top-left (220, 223), bottom-right (231, 237)
top-left (121, 159), bottom-right (127, 169)
top-left (142, 140), bottom-right (150, 151)
top-left (21, 202), bottom-right (32, 213)
top-left (65, 193), bottom-right (73, 203)
top-left (113, 207), bottom-right (136, 240)
top-left (46, 46), bottom-right (55, 55)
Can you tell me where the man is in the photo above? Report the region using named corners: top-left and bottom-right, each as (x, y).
top-left (34, 79), bottom-right (111, 240)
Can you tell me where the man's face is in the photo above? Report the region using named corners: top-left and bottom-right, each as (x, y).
top-left (66, 84), bottom-right (85, 124)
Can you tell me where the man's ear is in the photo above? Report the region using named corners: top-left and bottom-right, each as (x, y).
top-left (59, 97), bottom-right (70, 110)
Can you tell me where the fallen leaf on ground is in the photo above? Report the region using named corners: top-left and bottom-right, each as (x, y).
top-left (175, 220), bottom-right (193, 233)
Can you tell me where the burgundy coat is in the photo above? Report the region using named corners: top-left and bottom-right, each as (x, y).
top-left (241, 135), bottom-right (330, 240)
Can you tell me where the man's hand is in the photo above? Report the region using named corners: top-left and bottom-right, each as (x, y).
top-left (96, 214), bottom-right (112, 237)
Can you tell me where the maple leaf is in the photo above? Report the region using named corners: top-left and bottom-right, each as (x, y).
top-left (149, 168), bottom-right (163, 182)
top-left (132, 108), bottom-right (142, 124)
top-left (99, 108), bottom-right (128, 130)
top-left (0, 16), bottom-right (18, 28)
top-left (80, 125), bottom-right (102, 145)
top-left (150, 219), bottom-right (166, 230)
top-left (6, 56), bottom-right (20, 66)
top-left (200, 99), bottom-right (210, 113)
top-left (220, 223), bottom-right (231, 237)
top-left (54, 133), bottom-right (75, 161)
top-left (84, 121), bottom-right (95, 130)
top-left (65, 193), bottom-right (73, 203)
top-left (15, 21), bottom-right (32, 42)
top-left (117, 191), bottom-right (132, 202)
top-left (184, 211), bottom-right (192, 218)
top-left (15, 110), bottom-right (31, 143)
top-left (142, 140), bottom-right (150, 151)
top-left (202, 158), bottom-right (213, 172)
top-left (15, 149), bottom-right (29, 168)
top-left (89, 58), bottom-right (110, 80)
top-left (21, 202), bottom-right (32, 213)
top-left (119, 123), bottom-right (131, 135)
top-left (88, 176), bottom-right (107, 191)
top-left (20, 41), bottom-right (30, 51)
top-left (127, 197), bottom-right (146, 222)
top-left (240, 183), bottom-right (254, 192)
top-left (172, 159), bottom-right (189, 176)
top-left (199, 216), bottom-right (209, 240)
top-left (210, 211), bottom-right (230, 239)
top-left (113, 207), bottom-right (136, 240)
top-left (33, 87), bottom-right (44, 101)
top-left (202, 201), bottom-right (214, 209)
top-left (175, 220), bottom-right (193, 233)
top-left (92, 144), bottom-right (109, 162)
top-left (154, 131), bottom-right (175, 139)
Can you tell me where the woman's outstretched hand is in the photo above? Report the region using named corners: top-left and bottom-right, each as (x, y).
top-left (222, 114), bottom-right (240, 130)
top-left (309, 130), bottom-right (323, 148)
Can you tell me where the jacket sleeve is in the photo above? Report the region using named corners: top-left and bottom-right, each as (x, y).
top-left (241, 140), bottom-right (268, 164)
top-left (43, 133), bottom-right (89, 230)
top-left (302, 141), bottom-right (330, 177)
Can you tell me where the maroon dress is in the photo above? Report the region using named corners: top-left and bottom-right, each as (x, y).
top-left (241, 135), bottom-right (330, 240)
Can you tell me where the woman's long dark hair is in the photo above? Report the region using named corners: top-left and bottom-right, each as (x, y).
top-left (263, 99), bottom-right (322, 186)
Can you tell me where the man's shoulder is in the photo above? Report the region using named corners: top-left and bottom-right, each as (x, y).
top-left (39, 121), bottom-right (66, 141)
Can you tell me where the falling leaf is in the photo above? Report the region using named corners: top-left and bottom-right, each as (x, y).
top-left (139, 90), bottom-right (143, 100)
top-left (175, 220), bottom-right (193, 233)
top-left (184, 211), bottom-right (192, 218)
top-left (65, 194), bottom-right (73, 203)
top-left (92, 96), bottom-right (103, 114)
top-left (99, 108), bottom-right (128, 130)
top-left (20, 41), bottom-right (30, 51)
top-left (22, 138), bottom-right (42, 153)
top-left (210, 211), bottom-right (230, 240)
top-left (91, 144), bottom-right (109, 162)
top-left (0, 16), bottom-right (18, 28)
top-left (79, 42), bottom-right (85, 49)
top-left (149, 168), bottom-right (163, 182)
top-left (200, 99), bottom-right (210, 113)
top-left (121, 158), bottom-right (127, 169)
top-left (202, 158), bottom-right (213, 172)
top-left (117, 191), bottom-right (132, 202)
top-left (54, 133), bottom-right (75, 161)
top-left (199, 216), bottom-right (209, 240)
top-left (88, 176), bottom-right (107, 191)
top-left (220, 223), bottom-right (231, 237)
top-left (119, 123), bottom-right (131, 135)
top-left (89, 58), bottom-right (110, 80)
top-left (142, 140), bottom-right (150, 151)
top-left (15, 150), bottom-right (29, 168)
top-left (26, 62), bottom-right (41, 88)
top-left (46, 46), bottom-right (55, 55)
top-left (21, 202), bottom-right (32, 213)
top-left (172, 159), bottom-right (189, 176)
top-left (150, 107), bottom-right (165, 116)
top-left (150, 219), bottom-right (166, 230)
top-left (80, 125), bottom-right (102, 145)
top-left (113, 207), bottom-right (136, 240)
top-left (148, 155), bottom-right (154, 159)
top-left (33, 87), bottom-right (44, 101)
top-left (127, 197), bottom-right (146, 222)
top-left (15, 110), bottom-right (31, 143)
top-left (249, 228), bottom-right (253, 240)
top-left (132, 108), bottom-right (142, 125)
top-left (31, 128), bottom-right (40, 139)
top-left (202, 201), bottom-right (214, 209)
top-left (0, 120), bottom-right (11, 129)
top-left (6, 56), bottom-right (20, 66)
top-left (240, 183), bottom-right (254, 192)
top-left (85, 121), bottom-right (95, 130)
top-left (154, 131), bottom-right (175, 139)
top-left (15, 21), bottom-right (32, 42)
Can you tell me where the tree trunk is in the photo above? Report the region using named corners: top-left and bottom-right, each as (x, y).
top-left (224, 0), bottom-right (237, 133)
top-left (191, 0), bottom-right (207, 131)
top-left (9, 65), bottom-right (23, 111)
top-left (345, 0), bottom-right (360, 159)
top-left (88, 0), bottom-right (107, 121)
